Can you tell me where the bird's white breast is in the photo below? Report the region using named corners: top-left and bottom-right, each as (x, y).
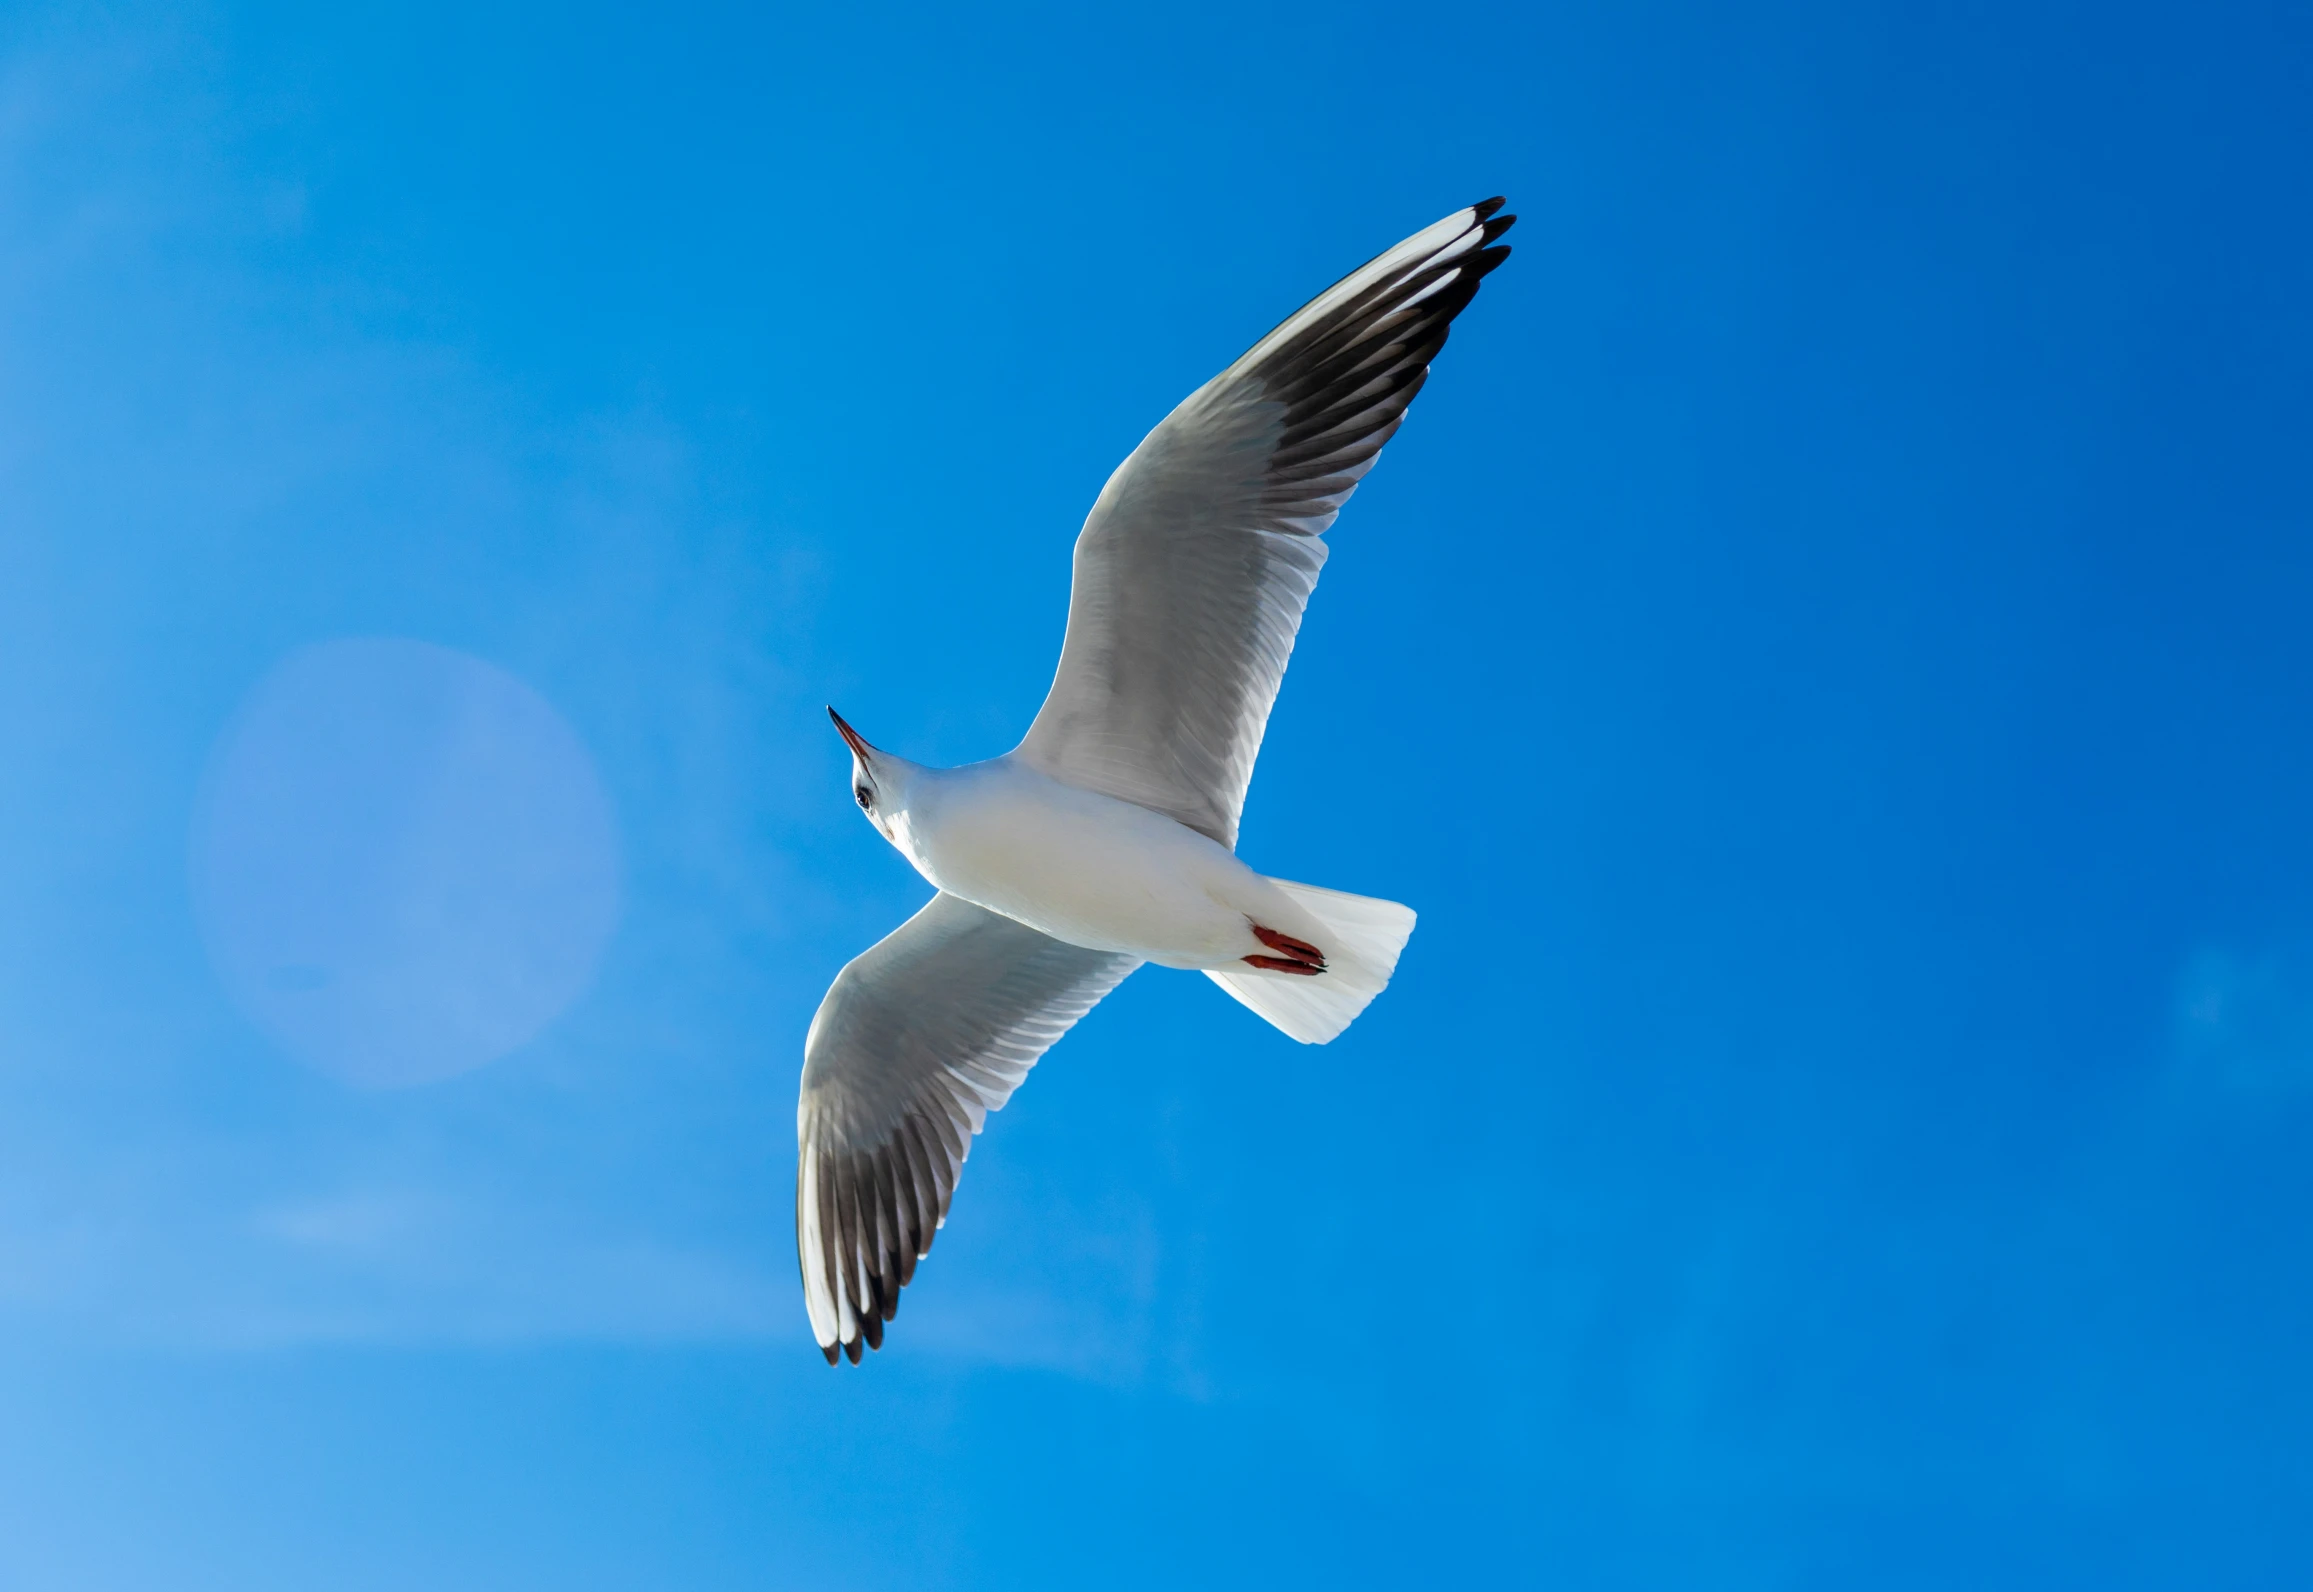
top-left (894, 758), bottom-right (1285, 969)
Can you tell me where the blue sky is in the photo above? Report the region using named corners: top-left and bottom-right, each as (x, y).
top-left (3, 1), bottom-right (2311, 1586)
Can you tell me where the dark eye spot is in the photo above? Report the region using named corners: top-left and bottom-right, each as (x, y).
top-left (855, 786), bottom-right (874, 811)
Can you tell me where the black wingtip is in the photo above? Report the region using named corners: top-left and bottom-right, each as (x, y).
top-left (844, 1336), bottom-right (863, 1365)
top-left (1471, 195), bottom-right (1508, 221)
top-left (820, 1341), bottom-right (840, 1366)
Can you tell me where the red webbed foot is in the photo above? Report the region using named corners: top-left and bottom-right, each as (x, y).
top-left (1246, 924), bottom-right (1326, 974)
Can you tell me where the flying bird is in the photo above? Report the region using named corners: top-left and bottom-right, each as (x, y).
top-left (797, 199), bottom-right (1515, 1363)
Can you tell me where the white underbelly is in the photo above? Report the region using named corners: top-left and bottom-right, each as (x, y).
top-left (907, 780), bottom-right (1284, 969)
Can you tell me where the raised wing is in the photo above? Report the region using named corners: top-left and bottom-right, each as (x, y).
top-left (1016, 199), bottom-right (1514, 845)
top-left (796, 891), bottom-right (1140, 1364)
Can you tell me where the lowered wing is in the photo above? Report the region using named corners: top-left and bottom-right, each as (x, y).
top-left (796, 892), bottom-right (1140, 1363)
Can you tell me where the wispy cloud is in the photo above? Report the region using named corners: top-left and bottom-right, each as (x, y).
top-left (2174, 942), bottom-right (2313, 1097)
top-left (899, 1176), bottom-right (1169, 1386)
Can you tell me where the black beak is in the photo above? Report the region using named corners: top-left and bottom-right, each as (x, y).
top-left (826, 706), bottom-right (873, 761)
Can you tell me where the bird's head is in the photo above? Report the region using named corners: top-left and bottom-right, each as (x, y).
top-left (827, 707), bottom-right (920, 848)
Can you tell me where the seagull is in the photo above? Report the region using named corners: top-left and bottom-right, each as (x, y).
top-left (796, 199), bottom-right (1515, 1363)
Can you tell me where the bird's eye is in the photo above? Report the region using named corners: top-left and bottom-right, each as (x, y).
top-left (855, 786), bottom-right (874, 811)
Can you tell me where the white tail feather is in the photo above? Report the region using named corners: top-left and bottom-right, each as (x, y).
top-left (1205, 878), bottom-right (1416, 1044)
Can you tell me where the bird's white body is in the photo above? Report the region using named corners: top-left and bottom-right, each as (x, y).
top-left (877, 756), bottom-right (1317, 970)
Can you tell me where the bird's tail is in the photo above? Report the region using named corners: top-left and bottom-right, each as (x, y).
top-left (1205, 878), bottom-right (1416, 1045)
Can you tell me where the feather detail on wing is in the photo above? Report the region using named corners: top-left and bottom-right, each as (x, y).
top-left (1016, 199), bottom-right (1515, 845)
top-left (796, 892), bottom-right (1139, 1364)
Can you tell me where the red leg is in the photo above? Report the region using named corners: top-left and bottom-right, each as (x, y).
top-left (1244, 955), bottom-right (1323, 976)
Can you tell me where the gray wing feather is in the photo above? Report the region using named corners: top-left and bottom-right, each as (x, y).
top-left (1016, 199), bottom-right (1515, 845)
top-left (796, 892), bottom-right (1140, 1363)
